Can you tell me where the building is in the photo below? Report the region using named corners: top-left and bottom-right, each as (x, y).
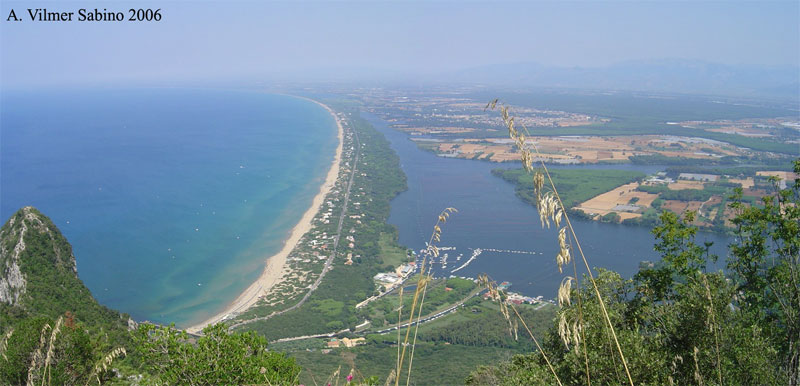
top-left (678, 173), bottom-right (718, 182)
top-left (374, 272), bottom-right (400, 284)
top-left (395, 263), bottom-right (415, 277)
top-left (327, 337), bottom-right (366, 349)
top-left (645, 175), bottom-right (674, 184)
top-left (341, 337), bottom-right (366, 348)
top-left (612, 204), bottom-right (640, 212)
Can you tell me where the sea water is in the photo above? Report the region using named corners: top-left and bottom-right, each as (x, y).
top-left (1, 88), bottom-right (338, 326)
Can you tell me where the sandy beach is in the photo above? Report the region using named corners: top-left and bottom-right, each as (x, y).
top-left (186, 99), bottom-right (344, 334)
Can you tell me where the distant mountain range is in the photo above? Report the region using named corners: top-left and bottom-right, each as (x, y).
top-left (439, 59), bottom-right (800, 101)
top-left (255, 59), bottom-right (799, 102)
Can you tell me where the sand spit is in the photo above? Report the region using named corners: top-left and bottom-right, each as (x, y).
top-left (185, 98), bottom-right (344, 334)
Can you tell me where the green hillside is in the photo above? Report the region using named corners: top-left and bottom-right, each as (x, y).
top-left (0, 206), bottom-right (129, 329)
top-left (0, 207), bottom-right (299, 385)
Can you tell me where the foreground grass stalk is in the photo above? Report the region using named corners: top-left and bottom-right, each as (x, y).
top-left (487, 100), bottom-right (634, 386)
top-left (509, 299), bottom-right (563, 386)
top-left (570, 242), bottom-right (592, 386)
top-left (557, 187), bottom-right (634, 386)
top-left (42, 316), bottom-right (63, 386)
top-left (405, 269), bottom-right (432, 386)
top-left (395, 263), bottom-right (425, 386)
top-left (395, 208), bottom-right (456, 386)
top-left (479, 275), bottom-right (563, 386)
top-left (395, 286), bottom-right (403, 381)
top-left (702, 274), bottom-right (724, 386)
top-left (27, 323), bottom-right (50, 386)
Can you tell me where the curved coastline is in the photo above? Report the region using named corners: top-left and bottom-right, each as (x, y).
top-left (185, 98), bottom-right (343, 334)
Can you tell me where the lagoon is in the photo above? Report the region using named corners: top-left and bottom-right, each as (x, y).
top-left (366, 113), bottom-right (732, 299)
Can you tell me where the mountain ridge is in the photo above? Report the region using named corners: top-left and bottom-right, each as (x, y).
top-left (0, 206), bottom-right (127, 328)
top-left (443, 59), bottom-right (800, 101)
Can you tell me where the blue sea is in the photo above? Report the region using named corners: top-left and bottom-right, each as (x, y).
top-left (0, 89), bottom-right (338, 327)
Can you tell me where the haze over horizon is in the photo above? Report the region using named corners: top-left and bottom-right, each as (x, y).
top-left (1, 0), bottom-right (798, 96)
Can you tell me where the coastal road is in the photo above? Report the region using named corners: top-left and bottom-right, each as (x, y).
top-left (270, 300), bottom-right (469, 344)
top-left (271, 327), bottom-right (352, 344)
top-left (229, 115), bottom-right (360, 330)
top-left (373, 289), bottom-right (482, 335)
top-left (269, 288), bottom-right (483, 344)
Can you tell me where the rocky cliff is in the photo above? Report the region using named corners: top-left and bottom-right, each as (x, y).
top-left (0, 206), bottom-right (125, 326)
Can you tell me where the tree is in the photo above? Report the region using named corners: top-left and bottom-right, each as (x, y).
top-left (133, 322), bottom-right (301, 385)
top-left (727, 159), bottom-right (800, 385)
top-left (0, 314), bottom-right (123, 386)
top-left (468, 196), bottom-right (789, 385)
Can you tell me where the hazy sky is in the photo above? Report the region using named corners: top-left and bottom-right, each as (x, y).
top-left (1, 0), bottom-right (798, 87)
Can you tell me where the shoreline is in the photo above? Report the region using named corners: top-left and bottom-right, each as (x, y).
top-left (185, 98), bottom-right (344, 334)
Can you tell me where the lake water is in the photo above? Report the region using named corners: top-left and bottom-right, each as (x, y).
top-left (366, 113), bottom-right (732, 299)
top-left (1, 89), bottom-right (338, 326)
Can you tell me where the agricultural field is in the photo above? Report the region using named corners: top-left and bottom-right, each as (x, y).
top-left (492, 168), bottom-right (646, 208)
top-left (573, 170), bottom-right (798, 230)
top-left (363, 88), bottom-right (800, 157)
top-left (678, 117), bottom-right (794, 139)
top-left (496, 165), bottom-right (798, 232)
top-left (414, 134), bottom-right (754, 165)
top-left (573, 182), bottom-right (660, 221)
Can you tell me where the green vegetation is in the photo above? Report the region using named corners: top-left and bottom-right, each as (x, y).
top-left (495, 164), bottom-right (769, 233)
top-left (470, 91), bottom-right (799, 154)
top-left (622, 207), bottom-right (662, 228)
top-left (281, 300), bottom-right (556, 385)
top-left (1, 315), bottom-right (125, 385)
top-left (0, 207), bottom-right (302, 385)
top-left (630, 154), bottom-right (734, 165)
top-left (482, 90), bottom-right (793, 123)
top-left (1, 93), bottom-right (796, 385)
top-left (492, 168), bottom-right (644, 208)
top-left (377, 232), bottom-right (409, 268)
top-left (241, 110), bottom-right (409, 340)
top-left (314, 299), bottom-right (345, 318)
top-left (664, 163), bottom-right (796, 177)
top-left (294, 342), bottom-right (510, 386)
top-left (0, 207), bottom-right (133, 385)
top-left (599, 211), bottom-right (621, 223)
top-left (416, 302), bottom-right (555, 350)
top-left (727, 176), bottom-right (800, 384)
top-left (636, 184), bottom-right (712, 201)
top-left (624, 179), bottom-right (762, 232)
top-left (0, 107), bottom-right (413, 383)
top-left (468, 162), bottom-right (800, 385)
top-left (362, 277), bottom-right (476, 326)
top-left (0, 207), bottom-right (129, 332)
top-left (133, 323), bottom-right (300, 385)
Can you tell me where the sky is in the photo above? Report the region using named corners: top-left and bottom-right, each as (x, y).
top-left (1, 1), bottom-right (798, 88)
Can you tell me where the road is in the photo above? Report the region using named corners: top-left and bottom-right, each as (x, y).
top-left (355, 273), bottom-right (416, 309)
top-left (228, 118), bottom-right (360, 330)
top-left (270, 289), bottom-right (482, 344)
top-left (373, 289), bottom-right (481, 334)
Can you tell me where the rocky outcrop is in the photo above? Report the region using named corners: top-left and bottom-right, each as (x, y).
top-left (0, 209), bottom-right (31, 305)
top-left (0, 206), bottom-right (128, 331)
top-left (0, 206), bottom-right (78, 307)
